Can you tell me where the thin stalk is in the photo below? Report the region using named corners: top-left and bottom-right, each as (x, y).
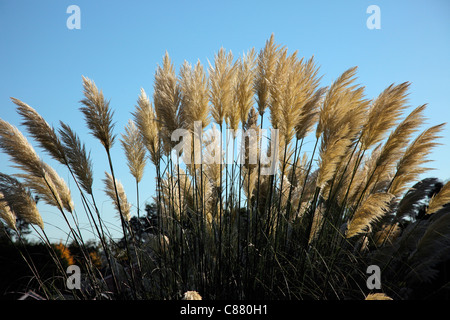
top-left (136, 179), bottom-right (140, 219)
top-left (302, 186), bottom-right (321, 252)
top-left (316, 142), bottom-right (365, 257)
top-left (90, 193), bottom-right (121, 296)
top-left (284, 138), bottom-right (303, 250)
top-left (191, 132), bottom-right (201, 292)
top-left (155, 158), bottom-right (165, 298)
top-left (62, 158), bottom-right (120, 296)
top-left (244, 158), bottom-right (252, 297)
top-left (253, 113), bottom-right (264, 282)
top-left (105, 148), bottom-right (138, 299)
top-left (199, 138), bottom-right (207, 294)
top-left (167, 154), bottom-right (176, 287)
top-left (216, 123), bottom-right (223, 293)
top-left (32, 225), bottom-right (81, 299)
top-left (254, 115), bottom-right (264, 215)
top-left (296, 136), bottom-right (319, 215)
top-left (229, 135), bottom-right (237, 283)
top-left (10, 229), bottom-right (51, 299)
top-left (40, 175), bottom-right (101, 293)
top-left (237, 148), bottom-right (243, 297)
top-left (176, 155), bottom-right (185, 289)
top-left (285, 137), bottom-right (302, 221)
top-left (223, 127), bottom-right (230, 294)
top-left (275, 140), bottom-right (289, 250)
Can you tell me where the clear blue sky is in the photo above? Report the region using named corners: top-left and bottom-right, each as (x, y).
top-left (1, 0), bottom-right (449, 242)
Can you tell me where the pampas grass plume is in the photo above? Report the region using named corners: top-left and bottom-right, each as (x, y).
top-left (0, 173), bottom-right (44, 230)
top-left (103, 172), bottom-right (131, 222)
top-left (80, 76), bottom-right (116, 150)
top-left (182, 291), bottom-right (202, 300)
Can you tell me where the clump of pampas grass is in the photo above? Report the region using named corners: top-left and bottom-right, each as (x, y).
top-left (0, 35), bottom-right (448, 301)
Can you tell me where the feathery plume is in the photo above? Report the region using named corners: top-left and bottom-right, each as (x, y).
top-left (295, 87), bottom-right (326, 140)
top-left (15, 171), bottom-right (63, 212)
top-left (0, 192), bottom-right (16, 230)
top-left (365, 293), bottom-right (393, 300)
top-left (103, 172), bottom-right (131, 222)
top-left (361, 82), bottom-right (411, 150)
top-left (80, 76), bottom-right (116, 150)
top-left (58, 122), bottom-right (94, 195)
top-left (0, 118), bottom-right (43, 177)
top-left (254, 34), bottom-right (281, 116)
top-left (41, 162), bottom-right (74, 212)
top-left (389, 123), bottom-right (445, 197)
top-left (121, 120), bottom-right (147, 183)
top-left (179, 60), bottom-right (210, 131)
top-left (153, 52), bottom-right (182, 154)
top-left (208, 47), bottom-right (236, 127)
top-left (316, 66), bottom-right (360, 140)
top-left (0, 119), bottom-right (74, 212)
top-left (133, 89), bottom-right (160, 165)
top-left (316, 123), bottom-right (352, 189)
top-left (315, 67), bottom-right (368, 191)
top-left (182, 291), bottom-right (202, 300)
top-left (377, 104), bottom-right (427, 169)
top-left (267, 47), bottom-right (289, 132)
top-left (0, 173), bottom-right (44, 229)
top-left (236, 48), bottom-right (256, 125)
top-left (279, 55), bottom-right (321, 143)
top-left (12, 97), bottom-right (66, 164)
top-left (346, 192), bottom-right (394, 238)
top-left (427, 181), bottom-right (450, 215)
top-left (371, 105), bottom-right (427, 192)
top-left (38, 161), bottom-right (73, 212)
top-left (154, 52), bottom-right (182, 132)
